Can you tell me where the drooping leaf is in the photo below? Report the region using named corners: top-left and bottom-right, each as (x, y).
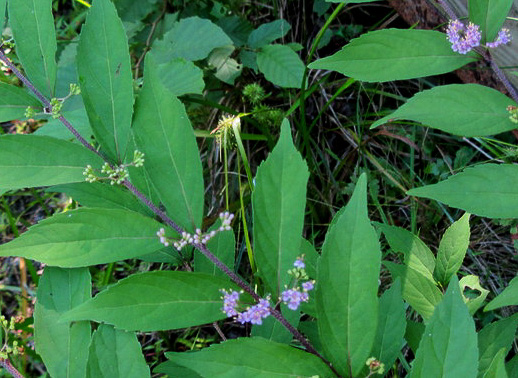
top-left (478, 313), bottom-right (518, 377)
top-left (435, 213), bottom-right (471, 285)
top-left (61, 271), bottom-right (244, 331)
top-left (469, 0), bottom-right (512, 43)
top-left (208, 46), bottom-right (242, 85)
top-left (86, 324), bottom-right (150, 378)
top-left (483, 348), bottom-right (509, 378)
top-left (377, 223), bottom-right (435, 280)
top-left (166, 337), bottom-right (334, 377)
top-left (485, 276), bottom-right (518, 311)
top-left (317, 173), bottom-right (381, 376)
top-left (372, 279), bottom-right (406, 373)
top-left (384, 261), bottom-right (442, 321)
top-left (257, 44), bottom-right (305, 88)
top-left (371, 84), bottom-right (515, 136)
top-left (253, 120), bottom-right (309, 298)
top-left (0, 82), bottom-right (41, 122)
top-left (152, 16), bottom-right (232, 63)
top-left (157, 58), bottom-right (204, 96)
top-left (132, 53), bottom-right (204, 231)
top-left (0, 208), bottom-right (165, 267)
top-left (460, 275), bottom-right (490, 315)
top-left (194, 220), bottom-right (235, 278)
top-left (8, 0), bottom-right (57, 98)
top-left (408, 164), bottom-right (518, 219)
top-left (77, 0), bottom-right (133, 162)
top-left (0, 135), bottom-right (103, 190)
top-left (309, 29), bottom-right (475, 82)
top-left (410, 276), bottom-right (478, 378)
top-left (47, 182), bottom-right (152, 216)
top-left (248, 19), bottom-right (291, 49)
top-left (34, 267), bottom-right (91, 378)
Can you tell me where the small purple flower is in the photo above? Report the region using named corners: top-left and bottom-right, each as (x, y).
top-left (236, 298), bottom-right (271, 325)
top-left (487, 28), bottom-right (512, 49)
top-left (446, 20), bottom-right (481, 54)
top-left (293, 256), bottom-right (305, 269)
top-left (281, 288), bottom-right (309, 310)
top-left (302, 281), bottom-right (314, 292)
top-left (220, 289), bottom-right (240, 317)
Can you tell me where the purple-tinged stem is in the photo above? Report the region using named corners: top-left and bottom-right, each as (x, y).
top-left (0, 359), bottom-right (24, 378)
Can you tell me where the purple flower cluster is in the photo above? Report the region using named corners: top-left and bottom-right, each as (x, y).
top-left (446, 20), bottom-right (481, 54)
top-left (236, 298), bottom-right (271, 325)
top-left (221, 289), bottom-right (240, 317)
top-left (281, 280), bottom-right (315, 310)
top-left (487, 28), bottom-right (512, 49)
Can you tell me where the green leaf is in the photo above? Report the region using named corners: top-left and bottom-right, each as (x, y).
top-left (317, 173), bottom-right (381, 376)
top-left (154, 361), bottom-right (201, 378)
top-left (460, 275), bottom-right (490, 315)
top-left (372, 279), bottom-right (406, 373)
top-left (257, 44), bottom-right (305, 88)
top-left (377, 223), bottom-right (435, 280)
top-left (469, 0), bottom-right (512, 43)
top-left (483, 348), bottom-right (509, 378)
top-left (410, 276), bottom-right (478, 378)
top-left (0, 82), bottom-right (41, 122)
top-left (478, 313), bottom-right (518, 377)
top-left (8, 0), bottom-right (57, 98)
top-left (485, 276), bottom-right (518, 311)
top-left (216, 16), bottom-right (253, 47)
top-left (152, 16), bottom-right (232, 62)
top-left (61, 271), bottom-right (243, 331)
top-left (0, 0), bottom-right (5, 29)
top-left (405, 320), bottom-right (425, 354)
top-left (309, 29), bottom-right (475, 82)
top-left (86, 324), bottom-right (150, 378)
top-left (34, 267), bottom-right (91, 378)
top-left (132, 53), bottom-right (204, 231)
top-left (0, 135), bottom-right (103, 190)
top-left (435, 213), bottom-right (471, 285)
top-left (35, 106), bottom-right (93, 142)
top-left (77, 0), bottom-right (133, 162)
top-left (371, 84), bottom-right (515, 136)
top-left (166, 337), bottom-right (334, 377)
top-left (248, 19), bottom-right (291, 49)
top-left (384, 261), bottom-right (442, 321)
top-left (208, 46), bottom-right (242, 85)
top-left (194, 220), bottom-right (235, 278)
top-left (506, 354), bottom-right (518, 377)
top-left (47, 182), bottom-right (152, 216)
top-left (408, 164), bottom-right (518, 219)
top-left (253, 120), bottom-right (309, 298)
top-left (157, 58), bottom-right (204, 96)
top-left (0, 208), bottom-right (164, 267)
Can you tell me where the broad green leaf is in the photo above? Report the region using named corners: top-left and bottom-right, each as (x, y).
top-left (114, 0), bottom-right (157, 38)
top-left (34, 267), bottom-right (91, 378)
top-left (157, 58), bottom-right (204, 96)
top-left (251, 305), bottom-right (298, 344)
top-left (8, 0), bottom-right (57, 98)
top-left (154, 361), bottom-right (201, 378)
top-left (132, 53), bottom-right (204, 231)
top-left (257, 45), bottom-right (305, 88)
top-left (152, 16), bottom-right (232, 62)
top-left (0, 208), bottom-right (164, 267)
top-left (208, 46), bottom-right (242, 85)
top-left (405, 320), bottom-right (425, 354)
top-left (0, 82), bottom-right (41, 122)
top-left (372, 279), bottom-right (406, 373)
top-left (506, 354), bottom-right (518, 377)
top-left (86, 324), bottom-right (150, 378)
top-left (35, 106), bottom-right (93, 142)
top-left (469, 0), bottom-right (512, 43)
top-left (47, 182), bottom-right (152, 216)
top-left (478, 313), bottom-right (518, 377)
top-left (0, 135), bottom-right (103, 190)
top-left (298, 321), bottom-right (323, 354)
top-left (309, 29), bottom-right (475, 82)
top-left (166, 337), bottom-right (334, 377)
top-left (371, 84), bottom-right (515, 136)
top-left (317, 173), bottom-right (381, 376)
top-left (485, 275), bottom-right (518, 311)
top-left (384, 261), bottom-right (442, 321)
top-left (483, 348), bottom-right (509, 378)
top-left (77, 0), bottom-right (133, 162)
top-left (408, 164), bottom-right (518, 219)
top-left (253, 120), bottom-right (309, 298)
top-left (240, 50), bottom-right (258, 72)
top-left (460, 275), bottom-right (490, 315)
top-left (61, 271), bottom-right (243, 331)
top-left (377, 223), bottom-right (435, 280)
top-left (435, 213), bottom-right (471, 285)
top-left (248, 19), bottom-right (291, 49)
top-left (0, 0), bottom-right (5, 29)
top-left (216, 16), bottom-right (253, 47)
top-left (410, 276), bottom-right (478, 378)
top-left (194, 220), bottom-right (235, 278)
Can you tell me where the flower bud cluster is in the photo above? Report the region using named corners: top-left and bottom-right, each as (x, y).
top-left (49, 97), bottom-right (63, 119)
top-left (158, 212), bottom-right (234, 251)
top-left (101, 163), bottom-right (129, 185)
top-left (0, 315), bottom-right (22, 359)
top-left (366, 357), bottom-right (385, 375)
top-left (69, 83), bottom-right (81, 96)
top-left (446, 20), bottom-right (481, 54)
top-left (133, 150), bottom-right (145, 167)
top-left (83, 165), bottom-right (97, 183)
top-left (487, 28), bottom-right (512, 49)
top-left (281, 256), bottom-right (315, 310)
top-left (508, 105), bottom-right (518, 124)
top-left (24, 106), bottom-right (36, 119)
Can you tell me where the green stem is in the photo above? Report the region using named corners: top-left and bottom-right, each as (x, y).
top-left (101, 262), bottom-right (115, 287)
top-left (223, 133), bottom-right (229, 210)
top-left (238, 159), bottom-right (255, 273)
top-left (410, 127), bottom-right (417, 234)
top-left (233, 121), bottom-right (254, 191)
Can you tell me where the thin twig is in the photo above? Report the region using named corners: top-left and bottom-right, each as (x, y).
top-left (0, 359), bottom-right (24, 378)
